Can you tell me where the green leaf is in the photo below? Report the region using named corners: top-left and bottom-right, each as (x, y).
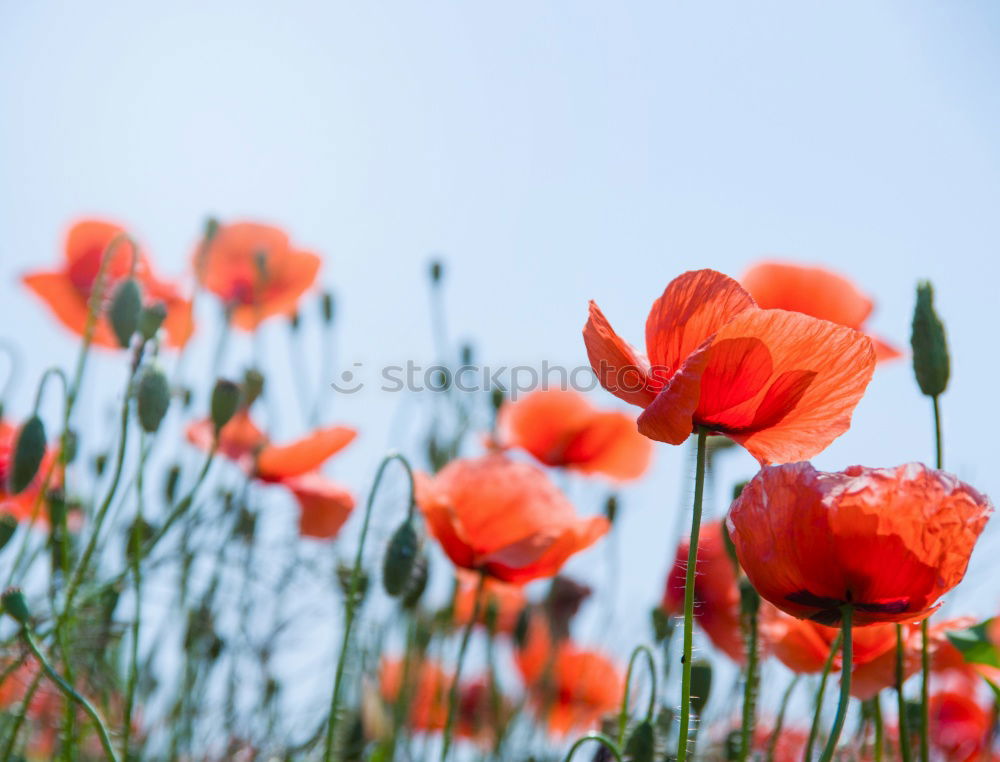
top-left (945, 618), bottom-right (1000, 668)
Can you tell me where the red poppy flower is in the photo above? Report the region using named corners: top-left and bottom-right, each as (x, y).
top-left (929, 691), bottom-right (992, 762)
top-left (662, 521), bottom-right (744, 663)
top-left (0, 420), bottom-right (63, 526)
top-left (194, 222), bottom-right (321, 330)
top-left (516, 616), bottom-right (623, 735)
top-left (742, 261), bottom-right (901, 362)
top-left (496, 389), bottom-right (652, 481)
top-left (728, 463), bottom-right (992, 626)
top-left (23, 219), bottom-right (194, 349)
top-left (452, 570), bottom-right (527, 635)
top-left (186, 412), bottom-right (356, 539)
top-left (415, 454), bottom-right (608, 585)
top-left (584, 269), bottom-right (876, 464)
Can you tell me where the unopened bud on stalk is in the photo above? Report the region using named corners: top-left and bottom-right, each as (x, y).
top-left (94, 452), bottom-right (108, 476)
top-left (401, 553), bottom-right (429, 609)
top-left (1, 588), bottom-right (29, 624)
top-left (604, 494), bottom-right (619, 524)
top-left (138, 302), bottom-right (167, 341)
top-left (459, 343), bottom-right (474, 366)
top-left (210, 379), bottom-right (240, 432)
top-left (0, 514), bottom-right (17, 552)
top-left (650, 607), bottom-right (672, 643)
top-left (490, 387), bottom-right (506, 415)
top-left (911, 281), bottom-right (950, 398)
top-left (241, 368), bottom-right (265, 408)
top-left (10, 415), bottom-right (45, 495)
top-left (690, 660), bottom-right (713, 716)
top-left (61, 429), bottom-right (78, 464)
top-left (383, 518), bottom-right (421, 597)
top-left (164, 464), bottom-right (181, 504)
top-left (429, 259), bottom-right (444, 284)
top-left (108, 277), bottom-right (143, 348)
top-left (624, 719), bottom-right (655, 762)
top-left (136, 365), bottom-right (171, 433)
top-left (321, 291), bottom-right (335, 324)
top-left (513, 607), bottom-right (531, 649)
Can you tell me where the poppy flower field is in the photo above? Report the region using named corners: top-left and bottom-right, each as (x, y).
top-left (0, 214), bottom-right (995, 762)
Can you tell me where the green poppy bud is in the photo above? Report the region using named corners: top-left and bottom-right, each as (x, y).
top-left (429, 260), bottom-right (443, 284)
top-left (241, 368), bottom-right (265, 408)
top-left (210, 379), bottom-right (240, 432)
top-left (0, 514), bottom-right (17, 552)
top-left (138, 302), bottom-right (167, 341)
top-left (136, 365), bottom-right (170, 433)
top-left (690, 659), bottom-right (713, 716)
top-left (490, 387), bottom-right (506, 415)
top-left (2, 588), bottom-right (30, 624)
top-left (513, 606), bottom-right (531, 649)
top-left (624, 720), bottom-right (655, 762)
top-left (911, 281), bottom-right (950, 398)
top-left (61, 428), bottom-right (78, 464)
top-left (383, 518), bottom-right (420, 597)
top-left (321, 291), bottom-right (335, 324)
top-left (401, 553), bottom-right (430, 609)
top-left (93, 452), bottom-right (108, 476)
top-left (604, 494), bottom-right (619, 524)
top-left (164, 463), bottom-right (181, 504)
top-left (108, 277), bottom-right (142, 348)
top-left (650, 606), bottom-right (672, 643)
top-left (10, 415), bottom-right (45, 495)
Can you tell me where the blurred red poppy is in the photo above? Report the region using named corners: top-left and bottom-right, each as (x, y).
top-left (194, 222), bottom-right (320, 330)
top-left (662, 521), bottom-right (744, 663)
top-left (416, 454), bottom-right (608, 585)
top-left (929, 691), bottom-right (992, 762)
top-left (24, 219), bottom-right (194, 348)
top-left (742, 261), bottom-right (901, 362)
top-left (282, 473), bottom-right (355, 540)
top-left (497, 389), bottom-right (652, 481)
top-left (584, 269), bottom-right (875, 464)
top-left (751, 726), bottom-right (808, 762)
top-left (452, 570), bottom-right (527, 635)
top-left (516, 616), bottom-right (623, 735)
top-left (728, 462), bottom-right (992, 626)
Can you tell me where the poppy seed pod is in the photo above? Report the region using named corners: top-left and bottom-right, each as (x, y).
top-left (0, 514), bottom-right (17, 552)
top-left (138, 301), bottom-right (168, 341)
top-left (690, 660), bottom-right (713, 716)
top-left (625, 720), bottom-right (655, 762)
top-left (136, 365), bottom-right (171, 433)
top-left (911, 281), bottom-right (950, 398)
top-left (401, 552), bottom-right (430, 609)
top-left (241, 368), bottom-right (265, 408)
top-left (108, 276), bottom-right (143, 348)
top-left (383, 518), bottom-right (421, 597)
top-left (10, 415), bottom-right (46, 495)
top-left (61, 428), bottom-right (78, 464)
top-left (210, 379), bottom-right (240, 432)
top-left (2, 587), bottom-right (30, 624)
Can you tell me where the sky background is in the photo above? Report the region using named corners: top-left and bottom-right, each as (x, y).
top-left (1, 0), bottom-right (999, 733)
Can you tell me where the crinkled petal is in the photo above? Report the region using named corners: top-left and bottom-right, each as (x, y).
top-left (583, 301), bottom-right (657, 408)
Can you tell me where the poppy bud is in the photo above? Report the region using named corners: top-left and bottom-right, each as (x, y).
top-left (241, 368), bottom-right (265, 408)
top-left (2, 588), bottom-right (29, 624)
top-left (401, 553), bottom-right (430, 609)
top-left (164, 463), bottom-right (181, 504)
top-left (911, 281), bottom-right (950, 398)
top-left (459, 343), bottom-right (474, 366)
top-left (490, 387), bottom-right (506, 415)
top-left (61, 428), bottom-right (78, 464)
top-left (93, 452), bottom-right (108, 476)
top-left (10, 415), bottom-right (45, 495)
top-left (125, 518), bottom-right (155, 564)
top-left (138, 302), bottom-right (167, 341)
top-left (383, 518), bottom-right (421, 597)
top-left (624, 720), bottom-right (655, 762)
top-left (604, 494), bottom-right (619, 524)
top-left (210, 379), bottom-right (240, 432)
top-left (429, 259), bottom-right (443, 284)
top-left (650, 607), bottom-right (672, 643)
top-left (108, 277), bottom-right (143, 348)
top-left (0, 514), bottom-right (17, 552)
top-left (739, 578), bottom-right (760, 619)
top-left (690, 660), bottom-right (713, 716)
top-left (513, 606), bottom-right (531, 649)
top-left (321, 291), bottom-right (335, 324)
top-left (136, 365), bottom-right (170, 433)
top-left (46, 488), bottom-right (66, 527)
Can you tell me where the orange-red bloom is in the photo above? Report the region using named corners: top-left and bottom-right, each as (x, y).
top-left (928, 691), bottom-right (993, 762)
top-left (584, 269), bottom-right (876, 465)
top-left (516, 616), bottom-right (623, 735)
top-left (23, 219), bottom-right (194, 349)
top-left (741, 261), bottom-right (901, 362)
top-left (496, 389), bottom-right (652, 481)
top-left (195, 222), bottom-right (321, 330)
top-left (662, 521), bottom-right (744, 663)
top-left (186, 412), bottom-right (356, 539)
top-left (415, 454), bottom-right (608, 585)
top-left (452, 570), bottom-right (527, 635)
top-left (728, 463), bottom-right (992, 626)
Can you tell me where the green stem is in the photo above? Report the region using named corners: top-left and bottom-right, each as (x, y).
top-left (740, 601), bottom-right (760, 761)
top-left (767, 675), bottom-right (799, 761)
top-left (617, 644), bottom-right (657, 746)
top-left (805, 631), bottom-right (842, 760)
top-left (562, 733), bottom-right (624, 762)
top-left (818, 606), bottom-right (853, 762)
top-left (123, 435), bottom-right (150, 758)
top-left (871, 694), bottom-right (884, 762)
top-left (440, 571), bottom-right (486, 762)
top-left (896, 624), bottom-right (913, 762)
top-left (22, 629), bottom-right (120, 762)
top-left (676, 426), bottom-right (709, 762)
top-left (919, 394), bottom-right (942, 762)
top-left (322, 452), bottom-right (415, 761)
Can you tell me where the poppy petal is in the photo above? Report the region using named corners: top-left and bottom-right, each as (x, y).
top-left (22, 271), bottom-right (117, 347)
top-left (256, 426), bottom-right (357, 480)
top-left (583, 302), bottom-right (657, 408)
top-left (741, 261), bottom-right (873, 330)
top-left (283, 473), bottom-right (355, 539)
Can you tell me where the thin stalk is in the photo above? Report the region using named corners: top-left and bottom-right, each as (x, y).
top-left (896, 624), bottom-right (914, 762)
top-left (805, 632), bottom-right (843, 760)
top-left (617, 644), bottom-right (657, 746)
top-left (676, 426), bottom-right (709, 762)
top-left (767, 675), bottom-right (800, 761)
top-left (322, 452), bottom-right (415, 761)
top-left (818, 607), bottom-right (853, 762)
top-left (562, 733), bottom-right (624, 762)
top-left (871, 694), bottom-right (884, 762)
top-left (123, 435), bottom-right (150, 758)
top-left (740, 602), bottom-right (760, 761)
top-left (918, 395), bottom-right (943, 762)
top-left (440, 571), bottom-right (486, 762)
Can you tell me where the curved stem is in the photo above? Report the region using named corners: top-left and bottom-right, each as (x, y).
top-left (818, 606), bottom-right (853, 762)
top-left (22, 629), bottom-right (119, 762)
top-left (676, 426), bottom-right (709, 762)
top-left (805, 631), bottom-right (842, 760)
top-left (896, 624), bottom-right (913, 762)
top-left (439, 570), bottom-right (485, 762)
top-left (618, 644), bottom-right (657, 745)
top-left (322, 452), bottom-right (415, 761)
top-left (740, 600), bottom-right (760, 761)
top-left (562, 733), bottom-right (624, 762)
top-left (767, 675), bottom-right (799, 761)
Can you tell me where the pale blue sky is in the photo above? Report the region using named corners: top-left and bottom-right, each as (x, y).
top-left (2, 0), bottom-right (999, 725)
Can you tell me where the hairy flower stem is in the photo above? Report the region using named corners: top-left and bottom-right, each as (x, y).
top-left (123, 435), bottom-right (150, 758)
top-left (562, 733), bottom-right (624, 762)
top-left (676, 426), bottom-right (709, 762)
top-left (805, 632), bottom-right (842, 760)
top-left (918, 394), bottom-right (943, 762)
top-left (819, 607), bottom-right (853, 762)
top-left (739, 603), bottom-right (760, 761)
top-left (440, 570), bottom-right (486, 762)
top-left (896, 624), bottom-right (914, 762)
top-left (323, 452), bottom-right (415, 762)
